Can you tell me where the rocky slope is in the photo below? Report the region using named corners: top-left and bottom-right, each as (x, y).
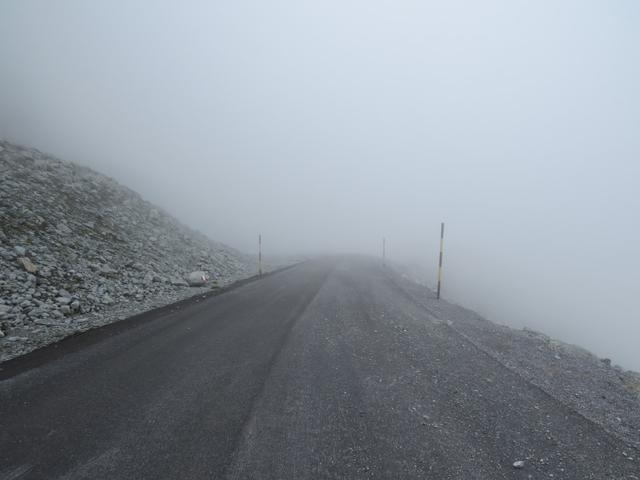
top-left (0, 140), bottom-right (258, 362)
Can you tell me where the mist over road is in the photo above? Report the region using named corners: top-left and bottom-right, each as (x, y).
top-left (1, 258), bottom-right (637, 479)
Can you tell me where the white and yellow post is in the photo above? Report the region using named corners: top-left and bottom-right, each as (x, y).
top-left (436, 222), bottom-right (444, 300)
top-left (382, 237), bottom-right (386, 266)
top-left (258, 234), bottom-right (263, 276)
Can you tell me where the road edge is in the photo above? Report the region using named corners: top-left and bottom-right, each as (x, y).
top-left (0, 262), bottom-right (305, 380)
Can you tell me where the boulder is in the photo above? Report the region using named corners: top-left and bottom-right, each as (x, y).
top-left (186, 271), bottom-right (209, 287)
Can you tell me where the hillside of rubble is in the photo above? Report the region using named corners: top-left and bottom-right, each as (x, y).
top-left (0, 140), bottom-right (258, 362)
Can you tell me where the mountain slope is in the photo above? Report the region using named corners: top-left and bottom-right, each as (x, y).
top-left (0, 140), bottom-right (257, 361)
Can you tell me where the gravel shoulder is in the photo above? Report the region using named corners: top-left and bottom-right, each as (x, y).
top-left (388, 264), bottom-right (640, 451)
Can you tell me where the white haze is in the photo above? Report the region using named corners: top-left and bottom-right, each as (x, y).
top-left (1, 1), bottom-right (639, 369)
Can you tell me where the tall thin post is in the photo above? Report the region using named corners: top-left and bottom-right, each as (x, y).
top-left (258, 234), bottom-right (262, 276)
top-left (436, 222), bottom-right (444, 300)
top-left (382, 237), bottom-right (386, 266)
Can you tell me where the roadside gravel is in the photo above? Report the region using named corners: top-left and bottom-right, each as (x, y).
top-left (389, 266), bottom-right (640, 451)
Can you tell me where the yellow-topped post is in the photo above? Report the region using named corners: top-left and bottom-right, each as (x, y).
top-left (436, 222), bottom-right (444, 300)
top-left (382, 237), bottom-right (386, 266)
top-left (258, 234), bottom-right (262, 276)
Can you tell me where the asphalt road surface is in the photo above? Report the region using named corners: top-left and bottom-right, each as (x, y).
top-left (1, 257), bottom-right (638, 479)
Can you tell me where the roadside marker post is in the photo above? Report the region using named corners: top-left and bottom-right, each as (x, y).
top-left (258, 234), bottom-right (263, 276)
top-left (382, 237), bottom-right (386, 266)
top-left (436, 222), bottom-right (444, 300)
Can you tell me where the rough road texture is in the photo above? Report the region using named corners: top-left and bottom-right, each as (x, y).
top-left (1, 258), bottom-right (638, 479)
top-left (0, 140), bottom-right (258, 362)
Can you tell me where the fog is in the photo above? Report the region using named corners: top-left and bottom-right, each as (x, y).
top-left (1, 1), bottom-right (639, 369)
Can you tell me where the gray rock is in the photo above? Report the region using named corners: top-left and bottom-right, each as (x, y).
top-left (512, 460), bottom-right (525, 469)
top-left (99, 264), bottom-right (118, 277)
top-left (102, 294), bottom-right (115, 305)
top-left (56, 222), bottom-right (72, 235)
top-left (56, 297), bottom-right (72, 305)
top-left (5, 336), bottom-right (29, 342)
top-left (58, 288), bottom-right (72, 298)
top-left (17, 257), bottom-right (38, 274)
top-left (70, 300), bottom-right (81, 312)
top-left (60, 305), bottom-right (71, 315)
top-left (14, 246), bottom-right (26, 256)
top-left (186, 271), bottom-right (209, 287)
top-left (35, 317), bottom-right (61, 326)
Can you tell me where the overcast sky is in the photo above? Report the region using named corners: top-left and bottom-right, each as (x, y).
top-left (1, 0), bottom-right (639, 368)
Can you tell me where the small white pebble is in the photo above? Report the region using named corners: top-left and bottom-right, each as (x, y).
top-left (513, 460), bottom-right (525, 469)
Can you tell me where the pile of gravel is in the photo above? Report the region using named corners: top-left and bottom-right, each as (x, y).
top-left (0, 140), bottom-right (258, 362)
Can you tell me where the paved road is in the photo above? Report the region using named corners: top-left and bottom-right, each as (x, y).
top-left (1, 257), bottom-right (637, 479)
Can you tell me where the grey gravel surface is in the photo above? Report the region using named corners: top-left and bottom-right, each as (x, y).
top-left (1, 257), bottom-right (638, 479)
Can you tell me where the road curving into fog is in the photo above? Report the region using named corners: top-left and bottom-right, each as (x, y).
top-left (1, 257), bottom-right (638, 479)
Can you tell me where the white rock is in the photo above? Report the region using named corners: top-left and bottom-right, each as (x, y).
top-left (513, 460), bottom-right (525, 469)
top-left (186, 271), bottom-right (209, 287)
